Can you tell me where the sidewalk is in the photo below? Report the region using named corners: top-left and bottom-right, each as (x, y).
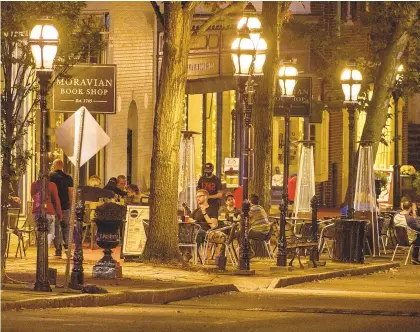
top-left (2, 244), bottom-right (401, 311)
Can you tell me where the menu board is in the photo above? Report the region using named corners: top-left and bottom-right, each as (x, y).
top-left (122, 205), bottom-right (148, 258)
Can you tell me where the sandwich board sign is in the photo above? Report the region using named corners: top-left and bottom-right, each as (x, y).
top-left (122, 206), bottom-right (149, 259)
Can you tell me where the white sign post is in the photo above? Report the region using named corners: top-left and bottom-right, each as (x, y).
top-left (55, 106), bottom-right (110, 287)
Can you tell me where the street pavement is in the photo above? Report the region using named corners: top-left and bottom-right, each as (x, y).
top-left (3, 278), bottom-right (420, 332)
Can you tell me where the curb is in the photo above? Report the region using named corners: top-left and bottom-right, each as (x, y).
top-left (268, 262), bottom-right (400, 288)
top-left (1, 284), bottom-right (237, 311)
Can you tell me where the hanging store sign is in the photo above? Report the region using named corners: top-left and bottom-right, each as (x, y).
top-left (274, 77), bottom-right (312, 118)
top-left (53, 65), bottom-right (116, 114)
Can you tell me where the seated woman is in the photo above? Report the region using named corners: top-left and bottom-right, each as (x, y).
top-left (125, 184), bottom-right (148, 205)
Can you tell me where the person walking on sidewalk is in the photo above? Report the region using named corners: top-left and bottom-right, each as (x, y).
top-left (31, 174), bottom-right (63, 250)
top-left (394, 200), bottom-right (420, 265)
top-left (49, 159), bottom-right (73, 258)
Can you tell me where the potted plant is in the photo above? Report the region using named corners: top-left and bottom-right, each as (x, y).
top-left (374, 170), bottom-right (388, 199)
top-left (92, 202), bottom-right (127, 279)
top-left (400, 165), bottom-right (416, 191)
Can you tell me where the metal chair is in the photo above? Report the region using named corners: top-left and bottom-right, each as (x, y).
top-left (202, 223), bottom-right (238, 266)
top-left (178, 222), bottom-right (202, 265)
top-left (391, 226), bottom-right (420, 265)
top-left (6, 207), bottom-right (29, 258)
top-left (318, 222), bottom-right (336, 258)
top-left (248, 221), bottom-right (275, 260)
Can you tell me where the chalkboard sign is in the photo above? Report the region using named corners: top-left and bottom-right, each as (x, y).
top-left (121, 205), bottom-right (149, 259)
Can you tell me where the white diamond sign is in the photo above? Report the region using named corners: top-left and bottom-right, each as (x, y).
top-left (55, 106), bottom-right (110, 167)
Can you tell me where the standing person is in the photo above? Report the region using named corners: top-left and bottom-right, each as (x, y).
top-left (288, 173), bottom-right (297, 204)
top-left (394, 200), bottom-right (420, 265)
top-left (197, 162), bottom-right (223, 211)
top-left (49, 159), bottom-right (73, 258)
top-left (32, 173), bottom-right (63, 252)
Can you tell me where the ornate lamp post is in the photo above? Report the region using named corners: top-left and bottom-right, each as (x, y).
top-left (276, 61), bottom-right (298, 267)
top-left (231, 2), bottom-right (266, 272)
top-left (29, 20), bottom-right (59, 292)
top-left (340, 61), bottom-right (362, 219)
top-left (392, 64), bottom-right (404, 211)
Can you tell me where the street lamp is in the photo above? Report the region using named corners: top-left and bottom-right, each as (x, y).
top-left (29, 20), bottom-right (59, 292)
top-left (231, 2), bottom-right (266, 272)
top-left (392, 64), bottom-right (404, 211)
top-left (340, 61), bottom-right (362, 219)
top-left (276, 61), bottom-right (298, 267)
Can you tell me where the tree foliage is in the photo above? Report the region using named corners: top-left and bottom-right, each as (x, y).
top-left (249, 1), bottom-right (291, 211)
top-left (1, 1), bottom-right (104, 281)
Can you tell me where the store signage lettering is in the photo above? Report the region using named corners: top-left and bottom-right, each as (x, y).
top-left (274, 77), bottom-right (312, 118)
top-left (53, 65), bottom-right (116, 114)
top-left (188, 62), bottom-right (215, 72)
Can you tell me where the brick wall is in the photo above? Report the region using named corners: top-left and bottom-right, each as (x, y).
top-left (103, 2), bottom-right (155, 190)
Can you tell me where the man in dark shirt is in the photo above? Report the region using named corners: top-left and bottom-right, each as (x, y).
top-left (190, 189), bottom-right (218, 244)
top-left (49, 159), bottom-right (73, 258)
top-left (197, 162), bottom-right (223, 210)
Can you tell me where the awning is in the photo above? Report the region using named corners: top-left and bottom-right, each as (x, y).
top-left (186, 76), bottom-right (237, 94)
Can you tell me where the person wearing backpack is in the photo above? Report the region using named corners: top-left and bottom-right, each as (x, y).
top-left (31, 174), bottom-right (63, 253)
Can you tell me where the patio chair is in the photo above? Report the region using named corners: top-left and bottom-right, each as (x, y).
top-left (178, 222), bottom-right (202, 265)
top-left (202, 223), bottom-right (238, 266)
top-left (391, 226), bottom-right (420, 265)
top-left (6, 207), bottom-right (30, 258)
top-left (248, 221), bottom-right (276, 260)
top-left (318, 222), bottom-right (336, 258)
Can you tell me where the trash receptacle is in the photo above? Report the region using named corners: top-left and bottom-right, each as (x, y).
top-left (333, 219), bottom-right (367, 263)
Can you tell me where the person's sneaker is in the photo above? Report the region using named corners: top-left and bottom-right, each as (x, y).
top-left (411, 260), bottom-right (420, 265)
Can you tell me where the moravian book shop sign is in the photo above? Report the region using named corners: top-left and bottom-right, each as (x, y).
top-left (53, 65), bottom-right (116, 114)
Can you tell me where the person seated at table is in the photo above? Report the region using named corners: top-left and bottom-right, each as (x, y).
top-left (125, 184), bottom-right (146, 205)
top-left (248, 194), bottom-right (270, 241)
top-left (218, 192), bottom-right (241, 222)
top-left (88, 175), bottom-right (102, 188)
top-left (394, 200), bottom-right (420, 265)
top-left (190, 189), bottom-right (218, 244)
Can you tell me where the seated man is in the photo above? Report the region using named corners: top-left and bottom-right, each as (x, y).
top-left (394, 200), bottom-right (420, 265)
top-left (190, 189), bottom-right (218, 244)
top-left (218, 192), bottom-right (241, 222)
top-left (248, 194), bottom-right (270, 241)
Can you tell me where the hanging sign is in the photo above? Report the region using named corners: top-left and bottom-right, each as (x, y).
top-left (122, 206), bottom-right (149, 258)
top-left (224, 157), bottom-right (240, 172)
top-left (53, 65), bottom-right (116, 114)
top-left (274, 77), bottom-right (312, 117)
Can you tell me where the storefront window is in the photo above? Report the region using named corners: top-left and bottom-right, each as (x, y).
top-left (187, 90), bottom-right (235, 184)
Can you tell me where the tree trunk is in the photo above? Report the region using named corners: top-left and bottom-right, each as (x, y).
top-left (250, 2), bottom-right (290, 212)
top-left (1, 148), bottom-right (12, 282)
top-left (143, 3), bottom-right (193, 262)
top-left (361, 5), bottom-right (419, 157)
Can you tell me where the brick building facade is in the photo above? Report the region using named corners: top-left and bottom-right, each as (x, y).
top-left (81, 1), bottom-right (414, 207)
